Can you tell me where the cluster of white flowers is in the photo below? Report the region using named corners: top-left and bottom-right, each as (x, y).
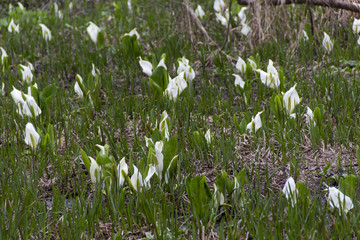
top-left (139, 55), bottom-right (195, 102)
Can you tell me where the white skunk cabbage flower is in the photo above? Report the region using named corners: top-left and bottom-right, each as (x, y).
top-left (27, 83), bottom-right (38, 96)
top-left (159, 112), bottom-right (170, 140)
top-left (8, 19), bottom-right (19, 33)
top-left (17, 2), bottom-right (25, 10)
top-left (164, 73), bottom-right (188, 101)
top-left (322, 32), bottom-right (333, 52)
top-left (246, 111), bottom-right (262, 133)
top-left (24, 122), bottom-right (40, 150)
top-left (282, 177), bottom-right (298, 206)
top-left (0, 47), bottom-right (8, 65)
top-left (0, 83), bottom-right (4, 96)
top-left (11, 87), bottom-right (42, 117)
top-left (154, 141), bottom-right (164, 180)
top-left (54, 3), bottom-right (63, 19)
top-left (177, 57), bottom-right (195, 82)
top-left (213, 184), bottom-right (225, 208)
top-left (19, 64), bottom-right (33, 83)
top-left (144, 164), bottom-right (156, 188)
top-left (74, 74), bottom-right (84, 98)
top-left (236, 57), bottom-right (246, 73)
top-left (205, 129), bottom-right (211, 144)
top-left (283, 84), bottom-right (300, 116)
top-left (91, 63), bottom-right (100, 77)
top-left (238, 7), bottom-right (248, 23)
top-left (305, 106), bottom-right (315, 126)
top-left (131, 165), bottom-right (156, 191)
top-left (131, 165), bottom-right (143, 191)
top-left (117, 157), bottom-right (128, 187)
top-left (303, 30), bottom-right (309, 41)
top-left (195, 5), bottom-right (205, 19)
top-left (139, 57), bottom-right (153, 76)
top-left (233, 74), bottom-right (245, 89)
top-left (39, 24), bottom-right (52, 41)
top-left (247, 58), bottom-right (257, 70)
top-left (89, 157), bottom-right (102, 184)
top-left (215, 12), bottom-right (229, 26)
top-left (87, 22), bottom-right (100, 44)
top-left (241, 22), bottom-right (251, 36)
top-left (352, 18), bottom-right (360, 35)
top-left (328, 187), bottom-right (353, 214)
top-left (256, 60), bottom-right (280, 89)
top-left (214, 0), bottom-right (226, 12)
top-left (139, 56), bottom-right (167, 77)
top-left (123, 28), bottom-right (140, 40)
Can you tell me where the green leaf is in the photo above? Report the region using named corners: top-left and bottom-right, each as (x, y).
top-left (233, 114), bottom-right (241, 134)
top-left (80, 149), bottom-right (91, 172)
top-left (235, 169), bottom-right (247, 190)
top-left (162, 134), bottom-right (177, 174)
top-left (239, 117), bottom-right (248, 134)
top-left (40, 83), bottom-right (57, 106)
top-left (97, 30), bottom-right (105, 49)
top-left (149, 66), bottom-right (168, 98)
top-left (339, 174), bottom-right (357, 200)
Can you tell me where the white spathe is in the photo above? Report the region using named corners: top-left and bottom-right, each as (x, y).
top-left (303, 30), bottom-right (309, 41)
top-left (11, 87), bottom-right (42, 117)
top-left (130, 165), bottom-right (143, 191)
top-left (305, 106), bottom-right (315, 126)
top-left (91, 63), bottom-right (100, 77)
top-left (19, 64), bottom-right (33, 84)
top-left (238, 7), bottom-right (248, 23)
top-left (233, 74), bottom-right (245, 89)
top-left (39, 24), bottom-right (52, 41)
top-left (74, 74), bottom-right (84, 98)
top-left (213, 184), bottom-right (225, 207)
top-left (215, 12), bottom-right (228, 26)
top-left (117, 157), bottom-right (128, 187)
top-left (164, 73), bottom-right (188, 101)
top-left (0, 47), bottom-right (8, 65)
top-left (236, 57), bottom-right (246, 73)
top-left (89, 157), bottom-right (102, 184)
top-left (241, 22), bottom-right (251, 36)
top-left (246, 111), bottom-right (262, 133)
top-left (139, 57), bottom-right (153, 76)
top-left (322, 32), bottom-right (333, 52)
top-left (8, 19), bottom-right (19, 33)
top-left (205, 129), bottom-right (211, 144)
top-left (87, 22), bottom-right (100, 44)
top-left (195, 5), bottom-right (205, 19)
top-left (154, 141), bottom-right (164, 180)
top-left (124, 28), bottom-right (140, 40)
top-left (24, 122), bottom-right (40, 150)
top-left (283, 84), bottom-right (300, 115)
top-left (177, 57), bottom-right (195, 82)
top-left (328, 187), bottom-right (353, 214)
top-left (353, 18), bottom-right (360, 35)
top-left (247, 59), bottom-right (257, 70)
top-left (214, 0), bottom-right (225, 12)
top-left (282, 177), bottom-right (298, 206)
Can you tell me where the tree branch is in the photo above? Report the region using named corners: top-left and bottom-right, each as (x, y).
top-left (237, 0), bottom-right (360, 13)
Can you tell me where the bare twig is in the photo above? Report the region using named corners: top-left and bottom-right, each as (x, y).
top-left (182, 0), bottom-right (214, 44)
top-left (182, 0), bottom-right (237, 63)
top-left (237, 0), bottom-right (360, 13)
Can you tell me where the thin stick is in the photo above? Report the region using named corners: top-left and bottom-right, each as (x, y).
top-left (237, 0), bottom-right (360, 13)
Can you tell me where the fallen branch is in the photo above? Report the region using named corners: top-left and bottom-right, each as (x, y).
top-left (182, 0), bottom-right (237, 62)
top-left (237, 0), bottom-right (360, 13)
